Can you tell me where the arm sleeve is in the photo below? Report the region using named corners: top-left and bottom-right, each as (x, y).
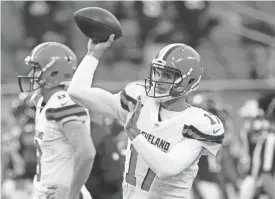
top-left (63, 120), bottom-right (95, 154)
top-left (68, 55), bottom-right (127, 122)
top-left (262, 133), bottom-right (275, 174)
top-left (132, 135), bottom-right (203, 178)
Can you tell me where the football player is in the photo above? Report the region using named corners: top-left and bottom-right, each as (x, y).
top-left (17, 42), bottom-right (96, 199)
top-left (251, 122), bottom-right (275, 199)
top-left (239, 94), bottom-right (275, 199)
top-left (238, 99), bottom-right (269, 199)
top-left (249, 95), bottom-right (275, 199)
top-left (238, 99), bottom-right (265, 174)
top-left (68, 35), bottom-right (224, 199)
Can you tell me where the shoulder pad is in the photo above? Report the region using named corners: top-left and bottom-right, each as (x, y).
top-left (120, 81), bottom-right (145, 112)
top-left (45, 91), bottom-right (87, 121)
top-left (183, 107), bottom-right (225, 144)
top-left (46, 91), bottom-right (75, 108)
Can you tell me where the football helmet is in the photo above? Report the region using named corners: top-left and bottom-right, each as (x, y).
top-left (18, 42), bottom-right (77, 92)
top-left (145, 43), bottom-right (203, 102)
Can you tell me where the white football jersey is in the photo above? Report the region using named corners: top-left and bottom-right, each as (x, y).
top-left (32, 90), bottom-right (90, 196)
top-left (86, 81), bottom-right (224, 199)
top-left (118, 82), bottom-right (224, 199)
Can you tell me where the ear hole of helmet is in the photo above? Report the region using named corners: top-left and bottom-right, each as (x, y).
top-left (188, 78), bottom-right (195, 84)
top-left (51, 71), bottom-right (59, 77)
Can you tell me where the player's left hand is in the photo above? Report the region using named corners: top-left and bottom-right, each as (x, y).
top-left (124, 96), bottom-right (142, 141)
top-left (46, 185), bottom-right (69, 199)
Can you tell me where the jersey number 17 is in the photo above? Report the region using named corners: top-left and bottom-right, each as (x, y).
top-left (126, 145), bottom-right (156, 191)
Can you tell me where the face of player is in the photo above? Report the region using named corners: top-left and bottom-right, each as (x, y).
top-left (152, 67), bottom-right (178, 94)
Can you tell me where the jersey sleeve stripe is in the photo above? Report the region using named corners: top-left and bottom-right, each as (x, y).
top-left (50, 104), bottom-right (81, 112)
top-left (46, 105), bottom-right (87, 121)
top-left (120, 93), bottom-right (130, 111)
top-left (183, 125), bottom-right (224, 144)
top-left (120, 90), bottom-right (137, 111)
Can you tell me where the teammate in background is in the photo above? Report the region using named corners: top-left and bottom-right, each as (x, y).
top-left (239, 94), bottom-right (275, 199)
top-left (250, 95), bottom-right (275, 199)
top-left (238, 99), bottom-right (265, 175)
top-left (68, 34), bottom-right (224, 199)
top-left (251, 123), bottom-right (275, 199)
top-left (238, 99), bottom-right (270, 199)
top-left (17, 42), bottom-right (96, 199)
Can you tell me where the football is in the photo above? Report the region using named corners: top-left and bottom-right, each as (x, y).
top-left (74, 7), bottom-right (123, 43)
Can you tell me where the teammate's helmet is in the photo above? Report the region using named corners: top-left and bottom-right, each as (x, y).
top-left (18, 42), bottom-right (77, 92)
top-left (145, 43), bottom-right (203, 101)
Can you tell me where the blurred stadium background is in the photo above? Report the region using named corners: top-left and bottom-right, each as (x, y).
top-left (1, 1), bottom-right (275, 199)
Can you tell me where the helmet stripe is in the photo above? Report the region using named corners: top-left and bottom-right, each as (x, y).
top-left (30, 43), bottom-right (50, 60)
top-left (163, 45), bottom-right (181, 61)
top-left (157, 44), bottom-right (182, 61)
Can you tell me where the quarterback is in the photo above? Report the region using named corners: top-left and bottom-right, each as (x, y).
top-left (17, 42), bottom-right (95, 199)
top-left (68, 35), bottom-right (225, 199)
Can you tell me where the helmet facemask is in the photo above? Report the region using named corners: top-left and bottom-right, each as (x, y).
top-left (145, 62), bottom-right (185, 102)
top-left (18, 57), bottom-right (45, 92)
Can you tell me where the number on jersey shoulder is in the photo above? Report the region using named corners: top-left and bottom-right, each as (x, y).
top-left (204, 112), bottom-right (221, 125)
top-left (57, 93), bottom-right (69, 106)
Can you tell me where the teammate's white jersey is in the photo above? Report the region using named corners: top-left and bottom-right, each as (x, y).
top-left (32, 90), bottom-right (91, 198)
top-left (77, 81), bottom-right (224, 199)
